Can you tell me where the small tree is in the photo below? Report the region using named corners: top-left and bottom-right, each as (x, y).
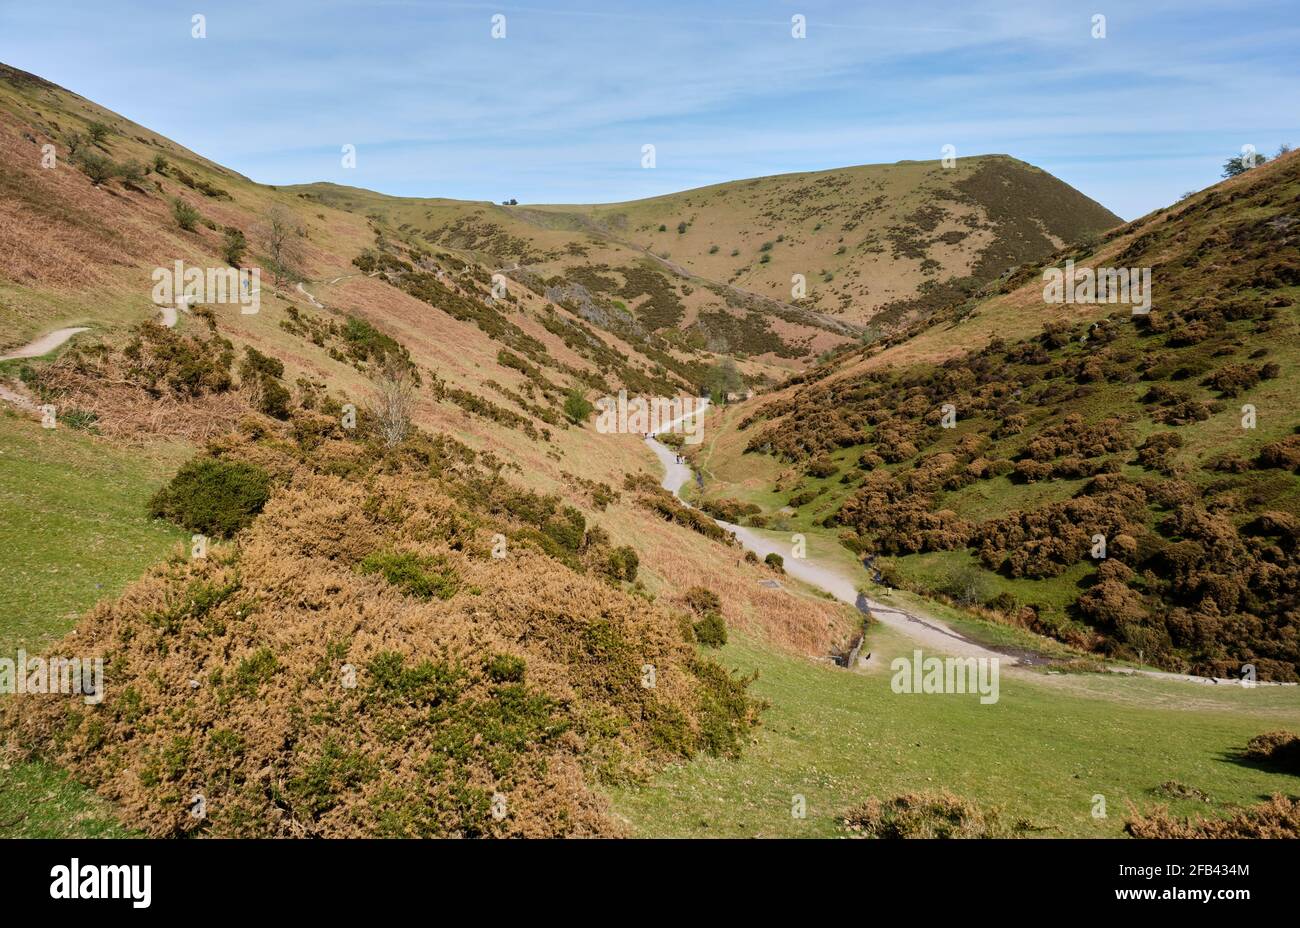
top-left (257, 204), bottom-right (305, 284)
top-left (706, 356), bottom-right (745, 403)
top-left (65, 132), bottom-right (86, 157)
top-left (152, 153), bottom-right (169, 174)
top-left (222, 227), bottom-right (247, 266)
top-left (172, 198), bottom-right (200, 231)
top-left (369, 358), bottom-right (415, 448)
top-left (563, 387), bottom-right (593, 424)
top-left (86, 121), bottom-right (110, 144)
top-left (1222, 151), bottom-right (1267, 178)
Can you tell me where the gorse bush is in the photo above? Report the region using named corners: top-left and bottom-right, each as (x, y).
top-left (1126, 795), bottom-right (1300, 838)
top-left (359, 550), bottom-right (461, 600)
top-left (563, 387), bottom-right (593, 424)
top-left (692, 612), bottom-right (727, 648)
top-left (148, 457), bottom-right (272, 538)
top-left (5, 423), bottom-right (760, 837)
top-left (1243, 730), bottom-right (1300, 774)
top-left (222, 227), bottom-right (247, 266)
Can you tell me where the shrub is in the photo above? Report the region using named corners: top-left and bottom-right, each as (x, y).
top-left (149, 457), bottom-right (272, 537)
top-left (1127, 795), bottom-right (1300, 838)
top-left (485, 653), bottom-right (526, 683)
top-left (116, 160), bottom-right (146, 185)
top-left (563, 388), bottom-right (593, 425)
top-left (764, 552), bottom-right (785, 572)
top-left (358, 550), bottom-right (461, 600)
top-left (692, 612), bottom-right (727, 648)
top-left (86, 121), bottom-right (109, 144)
top-left (807, 454), bottom-right (839, 478)
top-left (1244, 730), bottom-right (1300, 774)
top-left (683, 586), bottom-right (722, 614)
top-left (986, 591), bottom-right (1018, 614)
top-left (172, 198), bottom-right (201, 232)
top-left (257, 379), bottom-right (292, 419)
top-left (604, 545), bottom-right (639, 583)
top-left (222, 228), bottom-right (247, 266)
top-left (239, 347), bottom-right (284, 382)
top-left (77, 152), bottom-right (114, 185)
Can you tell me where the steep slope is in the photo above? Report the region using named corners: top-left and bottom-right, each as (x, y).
top-left (694, 150), bottom-right (1300, 679)
top-left (0, 63), bottom-right (860, 835)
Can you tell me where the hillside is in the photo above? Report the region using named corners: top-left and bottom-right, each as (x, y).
top-left (289, 155), bottom-right (1119, 369)
top-left (0, 62), bottom-right (856, 836)
top-left (692, 149), bottom-right (1300, 680)
top-left (524, 156), bottom-right (1121, 324)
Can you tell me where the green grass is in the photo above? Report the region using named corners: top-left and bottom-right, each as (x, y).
top-left (0, 753), bottom-right (131, 837)
top-left (0, 412), bottom-right (189, 655)
top-left (0, 411), bottom-right (189, 838)
top-left (610, 626), bottom-right (1300, 837)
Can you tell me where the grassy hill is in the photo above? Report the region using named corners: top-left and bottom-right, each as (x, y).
top-left (692, 149), bottom-right (1300, 680)
top-left (525, 156), bottom-right (1121, 325)
top-left (289, 154), bottom-right (1119, 371)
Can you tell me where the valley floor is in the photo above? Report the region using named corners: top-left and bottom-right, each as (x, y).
top-left (612, 428), bottom-right (1300, 837)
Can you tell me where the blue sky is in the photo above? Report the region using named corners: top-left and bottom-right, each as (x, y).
top-left (2, 0), bottom-right (1296, 219)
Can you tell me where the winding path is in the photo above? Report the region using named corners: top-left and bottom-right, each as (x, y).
top-left (645, 410), bottom-right (1008, 665)
top-left (645, 408), bottom-right (1293, 687)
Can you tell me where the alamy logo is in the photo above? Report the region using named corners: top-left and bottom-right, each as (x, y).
top-left (151, 260), bottom-right (260, 315)
top-left (50, 859), bottom-right (151, 908)
top-left (1042, 259), bottom-right (1151, 314)
top-left (0, 651), bottom-right (103, 705)
top-left (890, 649), bottom-right (1000, 704)
top-left (595, 390), bottom-right (707, 444)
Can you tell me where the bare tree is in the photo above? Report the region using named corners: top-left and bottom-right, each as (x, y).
top-left (368, 358), bottom-right (415, 448)
top-left (257, 205), bottom-right (306, 284)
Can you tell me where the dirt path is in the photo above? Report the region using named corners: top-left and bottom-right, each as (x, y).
top-left (0, 327), bottom-right (90, 362)
top-left (1, 296), bottom-right (181, 365)
top-left (645, 421), bottom-right (1008, 664)
top-left (645, 416), bottom-right (1293, 688)
top-left (297, 282), bottom-right (325, 309)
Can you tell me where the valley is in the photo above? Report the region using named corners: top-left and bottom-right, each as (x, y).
top-left (0, 55), bottom-right (1297, 842)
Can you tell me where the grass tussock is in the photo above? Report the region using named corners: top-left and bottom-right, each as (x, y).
top-left (841, 791), bottom-right (1031, 838)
